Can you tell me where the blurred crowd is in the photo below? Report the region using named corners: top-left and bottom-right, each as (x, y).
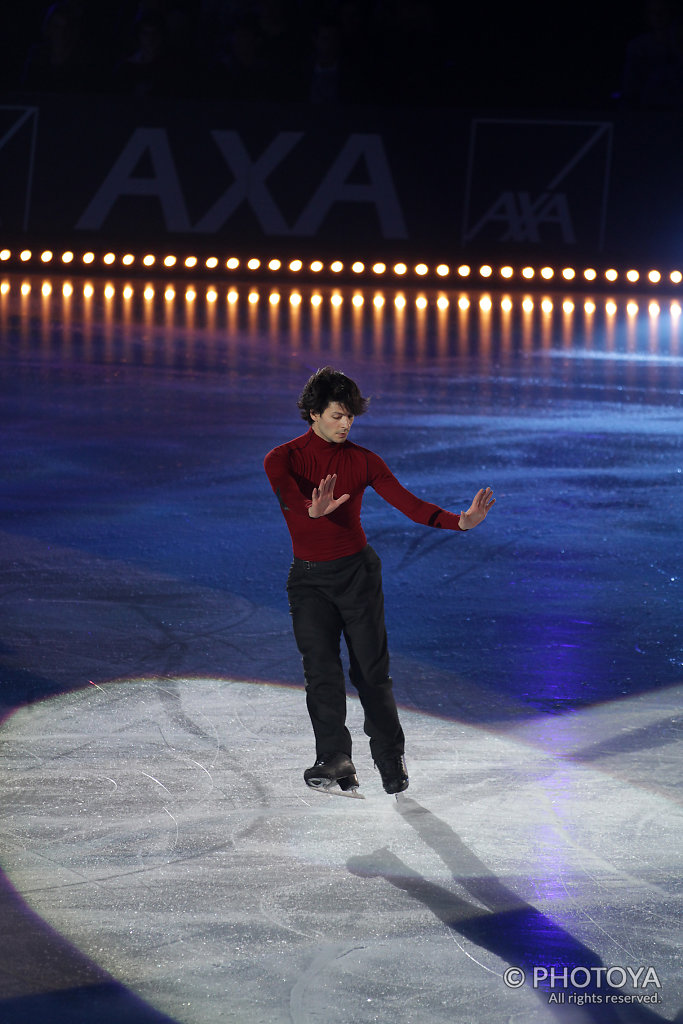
top-left (1, 0), bottom-right (682, 111)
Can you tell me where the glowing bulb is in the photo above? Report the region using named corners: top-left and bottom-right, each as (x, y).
top-left (649, 301), bottom-right (660, 316)
top-left (372, 262), bottom-right (386, 274)
top-left (394, 293), bottom-right (407, 310)
top-left (626, 269), bottom-right (639, 282)
top-left (648, 270), bottom-right (661, 283)
top-left (103, 284), bottom-right (114, 300)
top-left (562, 267), bottom-right (575, 280)
top-left (247, 258), bottom-right (260, 270)
top-left (501, 297), bottom-right (513, 313)
top-left (0, 249), bottom-right (10, 260)
top-left (605, 300), bottom-right (617, 316)
top-left (205, 257), bottom-right (218, 269)
top-left (41, 282), bottom-right (52, 297)
top-left (186, 287), bottom-right (196, 302)
top-left (247, 291), bottom-right (258, 303)
top-left (330, 261), bottom-right (343, 273)
top-left (522, 267), bottom-right (534, 279)
top-left (373, 293), bottom-right (385, 308)
top-left (227, 257), bottom-right (240, 270)
top-left (41, 251), bottom-right (53, 263)
top-left (62, 282), bottom-right (73, 298)
top-left (458, 296), bottom-right (469, 310)
top-left (436, 296), bottom-right (449, 310)
top-left (311, 293), bottom-right (323, 306)
top-left (540, 267), bottom-right (553, 280)
top-left (310, 261), bottom-right (323, 272)
top-left (416, 295), bottom-right (428, 309)
top-left (0, 280), bottom-right (9, 294)
top-left (269, 292), bottom-right (280, 305)
top-left (268, 259), bottom-right (281, 271)
top-left (393, 263), bottom-right (407, 275)
top-left (123, 285), bottom-right (133, 300)
top-left (207, 288), bottom-right (218, 303)
top-left (227, 290), bottom-right (239, 303)
top-left (626, 301), bottom-right (638, 315)
top-left (479, 295), bottom-right (492, 312)
top-left (290, 292), bottom-right (302, 306)
top-left (584, 268), bottom-right (597, 281)
top-left (479, 265), bottom-right (492, 278)
top-left (163, 255), bottom-right (176, 268)
top-left (186, 256), bottom-right (198, 268)
top-left (500, 266), bottom-right (513, 279)
top-left (103, 253), bottom-right (116, 265)
top-left (436, 264), bottom-right (449, 277)
top-left (121, 254), bottom-right (134, 266)
top-left (563, 300), bottom-right (574, 314)
top-left (352, 261), bottom-right (365, 273)
top-left (541, 298), bottom-right (553, 313)
top-left (415, 264), bottom-right (428, 276)
top-left (143, 254), bottom-right (155, 267)
top-left (352, 293), bottom-right (364, 307)
top-left (83, 283), bottom-right (94, 299)
top-left (330, 293), bottom-right (343, 307)
top-left (605, 268), bottom-right (618, 282)
top-left (584, 300), bottom-right (596, 314)
top-left (20, 250), bottom-right (31, 262)
top-left (522, 297), bottom-right (534, 312)
top-left (671, 301), bottom-right (681, 316)
top-left (144, 286), bottom-right (154, 300)
top-left (289, 259), bottom-right (303, 272)
top-left (670, 270), bottom-right (682, 284)
top-left (21, 282), bottom-right (31, 295)
top-left (457, 265), bottom-right (470, 277)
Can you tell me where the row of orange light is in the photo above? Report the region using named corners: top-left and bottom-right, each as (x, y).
top-left (3, 279), bottom-right (679, 317)
top-left (1, 248), bottom-right (681, 287)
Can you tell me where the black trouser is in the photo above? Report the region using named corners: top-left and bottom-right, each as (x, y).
top-left (286, 545), bottom-right (405, 763)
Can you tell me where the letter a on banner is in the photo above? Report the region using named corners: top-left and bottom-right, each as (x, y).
top-left (294, 134), bottom-right (407, 238)
top-left (76, 127), bottom-right (190, 231)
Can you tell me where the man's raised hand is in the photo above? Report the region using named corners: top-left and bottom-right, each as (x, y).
top-left (459, 487), bottom-right (496, 530)
top-left (308, 474), bottom-right (351, 518)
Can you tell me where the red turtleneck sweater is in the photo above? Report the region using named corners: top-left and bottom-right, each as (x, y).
top-left (264, 429), bottom-right (463, 561)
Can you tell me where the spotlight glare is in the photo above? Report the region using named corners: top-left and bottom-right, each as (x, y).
top-left (186, 287), bottom-right (197, 302)
top-left (352, 261), bottom-right (365, 273)
top-left (269, 292), bottom-right (280, 305)
top-left (20, 250), bottom-right (32, 262)
top-left (501, 296), bottom-right (513, 313)
top-left (606, 300), bottom-right (617, 316)
top-left (649, 301), bottom-right (660, 316)
top-left (541, 267), bottom-right (554, 280)
top-left (541, 298), bottom-right (553, 313)
top-left (415, 263), bottom-right (428, 276)
top-left (626, 269), bottom-right (639, 282)
top-left (289, 259), bottom-right (303, 272)
top-left (330, 261), bottom-right (343, 273)
top-left (605, 268), bottom-right (618, 282)
top-left (207, 288), bottom-right (218, 302)
top-left (458, 296), bottom-right (470, 310)
top-left (436, 295), bottom-right (449, 310)
top-left (372, 262), bottom-right (386, 274)
top-left (21, 282), bottom-right (31, 295)
top-left (142, 254), bottom-right (155, 267)
top-left (310, 261), bottom-right (323, 272)
top-left (247, 258), bottom-right (261, 270)
top-left (479, 265), bottom-right (493, 278)
top-left (104, 284), bottom-right (115, 300)
top-left (500, 266), bottom-right (513, 279)
top-left (436, 264), bottom-right (450, 276)
top-left (205, 257), bottom-right (218, 269)
top-left (479, 295), bottom-right (492, 311)
top-left (123, 285), bottom-right (133, 300)
top-left (563, 300), bottom-right (574, 313)
top-left (164, 255), bottom-right (176, 268)
top-left (671, 300), bottom-right (681, 316)
top-left (457, 264), bottom-right (471, 277)
top-left (41, 282), bottom-right (52, 297)
top-left (62, 282), bottom-right (73, 298)
top-left (522, 266), bottom-right (534, 279)
top-left (311, 293), bottom-right (323, 306)
top-left (562, 267), bottom-right (575, 280)
top-left (584, 300), bottom-right (596, 314)
top-left (83, 283), bottom-right (94, 299)
top-left (122, 254), bottom-right (134, 266)
top-left (670, 270), bottom-right (682, 284)
top-left (626, 301), bottom-right (638, 315)
top-left (289, 292), bottom-right (302, 306)
top-left (0, 280), bottom-right (10, 294)
top-left (186, 256), bottom-right (198, 268)
top-left (352, 293), bottom-right (364, 307)
top-left (227, 257), bottom-right (240, 270)
top-left (41, 251), bottom-right (53, 263)
top-left (393, 263), bottom-right (407, 275)
top-left (268, 259), bottom-right (281, 271)
top-left (103, 252), bottom-right (116, 265)
top-left (330, 293), bottom-right (343, 306)
top-left (522, 297), bottom-right (534, 312)
top-left (416, 295), bottom-right (428, 309)
top-left (227, 289), bottom-right (239, 303)
top-left (648, 270), bottom-right (661, 283)
top-left (247, 291), bottom-right (258, 303)
top-left (0, 249), bottom-right (11, 261)
top-left (144, 286), bottom-right (154, 300)
top-left (373, 293), bottom-right (385, 308)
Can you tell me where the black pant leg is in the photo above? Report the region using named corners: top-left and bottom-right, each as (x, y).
top-left (287, 564), bottom-right (352, 758)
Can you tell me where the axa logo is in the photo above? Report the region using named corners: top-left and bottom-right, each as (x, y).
top-left (462, 120), bottom-right (613, 249)
top-left (77, 128), bottom-right (407, 239)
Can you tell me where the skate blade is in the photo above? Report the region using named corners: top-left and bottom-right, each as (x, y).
top-left (305, 775), bottom-right (364, 799)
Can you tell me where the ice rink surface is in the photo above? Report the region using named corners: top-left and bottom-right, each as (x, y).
top-left (0, 275), bottom-right (681, 1023)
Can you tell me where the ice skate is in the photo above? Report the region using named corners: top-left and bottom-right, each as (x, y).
top-left (304, 752), bottom-right (361, 796)
top-left (375, 754), bottom-right (409, 795)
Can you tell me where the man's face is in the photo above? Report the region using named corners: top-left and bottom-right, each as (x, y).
top-left (310, 402), bottom-right (354, 443)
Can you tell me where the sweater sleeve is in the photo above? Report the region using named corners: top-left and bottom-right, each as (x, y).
top-left (263, 445), bottom-right (312, 518)
top-left (367, 451), bottom-right (463, 531)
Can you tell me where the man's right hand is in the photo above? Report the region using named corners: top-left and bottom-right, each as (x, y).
top-left (308, 474), bottom-right (350, 518)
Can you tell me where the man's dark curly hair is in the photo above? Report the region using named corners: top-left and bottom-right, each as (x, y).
top-left (297, 366), bottom-right (370, 423)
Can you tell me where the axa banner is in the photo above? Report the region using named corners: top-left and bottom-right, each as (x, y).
top-left (0, 92), bottom-right (681, 262)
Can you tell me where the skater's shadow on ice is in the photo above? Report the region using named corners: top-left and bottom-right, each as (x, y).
top-left (347, 797), bottom-right (675, 1024)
